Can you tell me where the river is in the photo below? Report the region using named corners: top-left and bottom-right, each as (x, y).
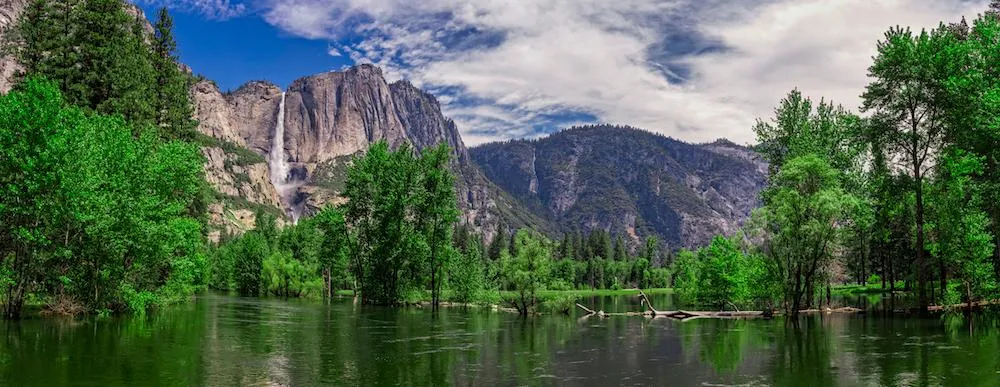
top-left (2, 293), bottom-right (999, 386)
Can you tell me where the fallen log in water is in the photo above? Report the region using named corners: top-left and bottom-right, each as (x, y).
top-left (576, 289), bottom-right (868, 321)
top-left (927, 299), bottom-right (1000, 311)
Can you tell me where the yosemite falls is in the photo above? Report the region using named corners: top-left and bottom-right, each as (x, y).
top-left (268, 92), bottom-right (305, 222)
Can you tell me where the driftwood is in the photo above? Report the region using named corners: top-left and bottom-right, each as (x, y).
top-left (927, 299), bottom-right (1000, 311)
top-left (576, 289), bottom-right (868, 321)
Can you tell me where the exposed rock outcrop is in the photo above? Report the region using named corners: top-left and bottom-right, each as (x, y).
top-left (0, 0), bottom-right (28, 93)
top-left (201, 146), bottom-right (281, 208)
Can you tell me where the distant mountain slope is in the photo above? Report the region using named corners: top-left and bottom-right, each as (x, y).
top-left (470, 125), bottom-right (767, 248)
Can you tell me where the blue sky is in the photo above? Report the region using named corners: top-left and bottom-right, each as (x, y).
top-left (138, 0), bottom-right (988, 146)
top-left (136, 5), bottom-right (352, 92)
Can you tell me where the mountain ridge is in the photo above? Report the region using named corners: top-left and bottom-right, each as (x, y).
top-left (469, 125), bottom-right (766, 248)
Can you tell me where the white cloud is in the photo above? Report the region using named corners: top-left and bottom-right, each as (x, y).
top-left (327, 46), bottom-right (342, 56)
top-left (685, 0), bottom-right (987, 143)
top-left (139, 0), bottom-right (247, 20)
top-left (256, 0), bottom-right (990, 145)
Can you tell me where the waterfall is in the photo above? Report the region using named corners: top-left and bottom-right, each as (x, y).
top-left (268, 92), bottom-right (301, 222)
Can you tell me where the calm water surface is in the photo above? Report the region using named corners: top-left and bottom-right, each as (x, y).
top-left (2, 293), bottom-right (1000, 386)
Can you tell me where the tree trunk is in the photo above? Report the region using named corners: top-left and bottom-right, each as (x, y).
top-left (993, 204), bottom-right (1000, 282)
top-left (966, 281), bottom-right (973, 310)
top-left (939, 260), bottom-right (947, 304)
top-left (915, 169), bottom-right (928, 315)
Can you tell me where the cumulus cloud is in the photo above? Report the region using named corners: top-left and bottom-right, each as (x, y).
top-left (254, 0), bottom-right (989, 145)
top-left (139, 0), bottom-right (247, 20)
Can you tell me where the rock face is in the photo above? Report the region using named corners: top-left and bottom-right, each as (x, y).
top-left (283, 65), bottom-right (409, 163)
top-left (201, 147), bottom-right (281, 208)
top-left (469, 126), bottom-right (767, 248)
top-left (0, 0), bottom-right (28, 93)
top-left (193, 64), bottom-right (546, 239)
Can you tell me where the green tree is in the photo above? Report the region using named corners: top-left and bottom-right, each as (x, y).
top-left (753, 89), bottom-right (862, 178)
top-left (313, 207), bottom-right (351, 296)
top-left (613, 235), bottom-right (627, 262)
top-left (501, 230), bottom-right (552, 315)
top-left (262, 250), bottom-right (319, 298)
top-left (487, 228), bottom-right (509, 262)
top-left (415, 144), bottom-right (460, 308)
top-left (0, 78), bottom-right (75, 318)
top-left (151, 8), bottom-right (196, 140)
top-left (232, 232), bottom-right (268, 297)
top-left (759, 155), bottom-right (855, 314)
top-left (448, 239), bottom-right (486, 303)
top-left (927, 150), bottom-right (997, 307)
top-left (937, 14), bottom-right (1000, 282)
top-left (76, 0), bottom-right (157, 126)
top-left (0, 78), bottom-right (206, 317)
top-left (862, 26), bottom-right (950, 313)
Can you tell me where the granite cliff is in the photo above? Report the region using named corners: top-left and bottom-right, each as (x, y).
top-left (192, 65), bottom-right (548, 241)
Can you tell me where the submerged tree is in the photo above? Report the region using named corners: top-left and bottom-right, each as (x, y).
top-left (501, 230), bottom-right (552, 315)
top-left (759, 155), bottom-right (855, 314)
top-left (415, 143), bottom-right (460, 309)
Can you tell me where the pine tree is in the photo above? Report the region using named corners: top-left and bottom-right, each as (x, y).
top-left (8, 0), bottom-right (52, 75)
top-left (151, 8), bottom-right (196, 141)
top-left (613, 235), bottom-right (627, 261)
top-left (488, 227), bottom-right (508, 261)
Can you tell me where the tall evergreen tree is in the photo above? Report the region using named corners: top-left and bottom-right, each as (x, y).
top-left (613, 235), bottom-right (628, 262)
top-left (151, 8), bottom-right (196, 141)
top-left (488, 227), bottom-right (508, 262)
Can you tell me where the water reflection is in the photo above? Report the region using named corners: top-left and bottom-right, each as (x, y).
top-left (2, 294), bottom-right (1000, 386)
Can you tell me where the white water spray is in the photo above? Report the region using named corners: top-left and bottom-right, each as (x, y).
top-left (268, 92), bottom-right (301, 222)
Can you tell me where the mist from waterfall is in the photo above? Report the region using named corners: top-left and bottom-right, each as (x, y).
top-left (268, 92), bottom-right (303, 222)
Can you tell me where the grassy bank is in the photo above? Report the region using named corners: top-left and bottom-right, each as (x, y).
top-left (831, 282), bottom-right (907, 295)
top-left (528, 288), bottom-right (672, 298)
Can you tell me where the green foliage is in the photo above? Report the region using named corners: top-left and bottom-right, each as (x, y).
top-left (500, 230), bottom-right (552, 315)
top-left (927, 150), bottom-right (998, 304)
top-left (342, 141), bottom-right (461, 305)
top-left (671, 237), bottom-right (776, 309)
top-left (231, 232), bottom-right (268, 297)
top-left (151, 7), bottom-right (197, 140)
top-left (262, 250), bottom-right (321, 298)
top-left (6, 1), bottom-right (196, 140)
top-left (540, 294), bottom-right (577, 314)
top-left (312, 206), bottom-right (352, 295)
top-left (862, 25), bottom-right (951, 311)
top-left (753, 89), bottom-right (863, 179)
top-left (758, 155), bottom-right (855, 313)
top-left (193, 134), bottom-right (266, 165)
top-left (0, 78), bottom-right (206, 318)
top-left (448, 238), bottom-right (486, 303)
